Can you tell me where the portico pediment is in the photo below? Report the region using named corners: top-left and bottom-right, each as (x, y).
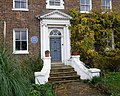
top-left (36, 10), bottom-right (72, 20)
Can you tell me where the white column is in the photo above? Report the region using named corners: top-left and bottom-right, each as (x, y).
top-left (63, 26), bottom-right (67, 64)
top-left (41, 22), bottom-right (47, 58)
top-left (65, 24), bottom-right (71, 65)
top-left (40, 21), bottom-right (43, 58)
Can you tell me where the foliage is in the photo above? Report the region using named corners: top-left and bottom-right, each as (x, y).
top-left (94, 72), bottom-right (120, 96)
top-left (21, 56), bottom-right (43, 83)
top-left (69, 9), bottom-right (120, 70)
top-left (93, 49), bottom-right (120, 72)
top-left (29, 83), bottom-right (54, 96)
top-left (0, 49), bottom-right (29, 96)
top-left (90, 76), bottom-right (102, 85)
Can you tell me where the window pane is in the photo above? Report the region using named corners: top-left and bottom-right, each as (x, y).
top-left (55, 2), bottom-right (60, 6)
top-left (50, 0), bottom-right (60, 6)
top-left (102, 0), bottom-right (106, 5)
top-left (86, 5), bottom-right (90, 11)
top-left (86, 0), bottom-right (90, 5)
top-left (21, 31), bottom-right (27, 40)
top-left (81, 0), bottom-right (85, 4)
top-left (15, 0), bottom-right (27, 8)
top-left (21, 0), bottom-right (26, 2)
top-left (106, 0), bottom-right (110, 7)
top-left (16, 41), bottom-right (20, 50)
top-left (50, 0), bottom-right (54, 5)
top-left (21, 3), bottom-right (26, 8)
top-left (21, 41), bottom-right (27, 50)
top-left (15, 31), bottom-right (20, 40)
top-left (81, 6), bottom-right (85, 11)
top-left (15, 1), bottom-right (20, 8)
top-left (14, 29), bottom-right (27, 51)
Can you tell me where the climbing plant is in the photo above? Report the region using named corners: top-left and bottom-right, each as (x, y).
top-left (69, 9), bottom-right (120, 67)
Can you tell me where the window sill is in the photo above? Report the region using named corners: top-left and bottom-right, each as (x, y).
top-left (12, 8), bottom-right (29, 12)
top-left (80, 11), bottom-right (91, 13)
top-left (46, 6), bottom-right (64, 9)
top-left (13, 51), bottom-right (29, 54)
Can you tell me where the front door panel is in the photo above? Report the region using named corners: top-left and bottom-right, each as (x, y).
top-left (50, 37), bottom-right (61, 62)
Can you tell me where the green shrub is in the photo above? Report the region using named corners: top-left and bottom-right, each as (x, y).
top-left (0, 49), bottom-right (29, 96)
top-left (90, 76), bottom-right (102, 85)
top-left (93, 50), bottom-right (120, 72)
top-left (29, 83), bottom-right (54, 96)
top-left (21, 56), bottom-right (43, 83)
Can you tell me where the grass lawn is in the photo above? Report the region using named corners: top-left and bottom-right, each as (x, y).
top-left (99, 72), bottom-right (120, 96)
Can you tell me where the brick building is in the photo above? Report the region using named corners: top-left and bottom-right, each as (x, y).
top-left (0, 0), bottom-right (120, 63)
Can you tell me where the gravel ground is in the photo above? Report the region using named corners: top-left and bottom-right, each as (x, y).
top-left (53, 82), bottom-right (109, 96)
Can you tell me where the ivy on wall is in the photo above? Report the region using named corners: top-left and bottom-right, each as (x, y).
top-left (69, 9), bottom-right (120, 65)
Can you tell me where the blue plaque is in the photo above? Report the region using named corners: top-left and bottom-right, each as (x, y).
top-left (31, 36), bottom-right (38, 43)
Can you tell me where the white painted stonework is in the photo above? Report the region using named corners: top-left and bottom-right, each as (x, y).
top-left (71, 55), bottom-right (101, 80)
top-left (35, 57), bottom-right (51, 84)
top-left (37, 10), bottom-right (72, 65)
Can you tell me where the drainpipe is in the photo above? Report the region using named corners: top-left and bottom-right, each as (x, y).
top-left (3, 21), bottom-right (6, 50)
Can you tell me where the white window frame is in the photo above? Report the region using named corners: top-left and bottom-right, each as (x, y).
top-left (13, 28), bottom-right (29, 54)
top-left (46, 0), bottom-right (64, 9)
top-left (12, 0), bottom-right (29, 11)
top-left (101, 0), bottom-right (112, 12)
top-left (80, 0), bottom-right (92, 13)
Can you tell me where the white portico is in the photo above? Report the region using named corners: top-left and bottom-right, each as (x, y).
top-left (36, 10), bottom-right (72, 64)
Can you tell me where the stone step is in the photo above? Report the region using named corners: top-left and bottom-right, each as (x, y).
top-left (50, 71), bottom-right (77, 77)
top-left (51, 64), bottom-right (70, 68)
top-left (51, 80), bottom-right (80, 84)
top-left (51, 67), bottom-right (74, 73)
top-left (49, 63), bottom-right (80, 83)
top-left (49, 75), bottom-right (80, 81)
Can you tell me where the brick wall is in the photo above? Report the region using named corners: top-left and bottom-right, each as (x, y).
top-left (64, 0), bottom-right (80, 11)
top-left (92, 0), bottom-right (101, 12)
top-left (113, 0), bottom-right (120, 12)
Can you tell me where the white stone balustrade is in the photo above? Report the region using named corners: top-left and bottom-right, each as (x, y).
top-left (71, 55), bottom-right (101, 80)
top-left (35, 57), bottom-right (51, 84)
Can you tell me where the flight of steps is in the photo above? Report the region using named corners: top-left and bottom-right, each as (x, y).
top-left (49, 63), bottom-right (80, 84)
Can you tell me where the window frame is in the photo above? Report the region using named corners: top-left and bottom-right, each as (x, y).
top-left (13, 28), bottom-right (29, 54)
top-left (80, 0), bottom-right (92, 13)
top-left (101, 0), bottom-right (112, 12)
top-left (12, 0), bottom-right (29, 11)
top-left (46, 0), bottom-right (64, 9)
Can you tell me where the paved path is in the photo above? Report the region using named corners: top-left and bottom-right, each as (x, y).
top-left (53, 82), bottom-right (108, 96)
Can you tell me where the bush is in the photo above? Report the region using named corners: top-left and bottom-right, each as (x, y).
top-left (90, 76), bottom-right (102, 85)
top-left (93, 50), bottom-right (120, 72)
top-left (29, 83), bottom-right (54, 96)
top-left (0, 49), bottom-right (29, 96)
top-left (21, 56), bottom-right (43, 83)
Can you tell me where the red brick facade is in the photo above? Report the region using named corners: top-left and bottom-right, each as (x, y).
top-left (0, 0), bottom-right (120, 59)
